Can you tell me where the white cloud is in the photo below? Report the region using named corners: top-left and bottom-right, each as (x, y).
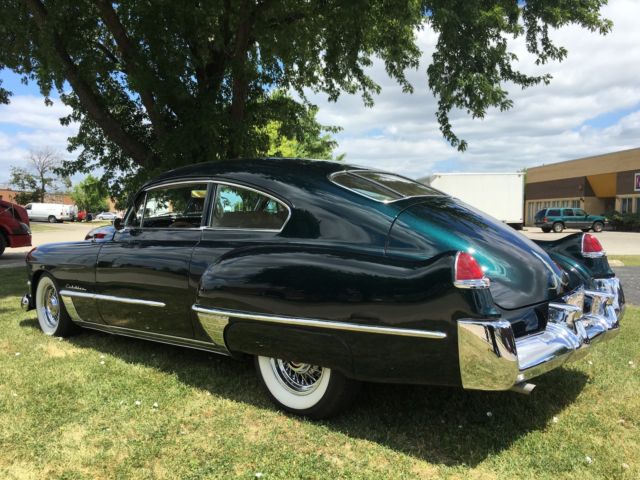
top-left (0, 95), bottom-right (77, 184)
top-left (310, 0), bottom-right (640, 177)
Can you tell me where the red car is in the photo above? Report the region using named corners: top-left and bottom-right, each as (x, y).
top-left (0, 199), bottom-right (32, 256)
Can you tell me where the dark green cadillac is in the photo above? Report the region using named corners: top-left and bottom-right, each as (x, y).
top-left (21, 158), bottom-right (625, 418)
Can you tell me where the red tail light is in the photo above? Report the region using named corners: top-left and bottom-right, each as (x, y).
top-left (454, 252), bottom-right (490, 289)
top-left (582, 233), bottom-right (605, 258)
top-left (543, 217), bottom-right (548, 223)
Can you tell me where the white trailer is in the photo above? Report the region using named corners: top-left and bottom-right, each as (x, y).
top-left (424, 172), bottom-right (525, 229)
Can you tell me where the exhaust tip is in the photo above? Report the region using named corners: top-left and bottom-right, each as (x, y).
top-left (510, 382), bottom-right (536, 395)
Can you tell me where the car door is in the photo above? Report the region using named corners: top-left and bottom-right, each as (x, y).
top-left (574, 208), bottom-right (589, 229)
top-left (562, 208), bottom-right (576, 229)
top-left (189, 181), bottom-right (291, 342)
top-left (95, 181), bottom-right (212, 337)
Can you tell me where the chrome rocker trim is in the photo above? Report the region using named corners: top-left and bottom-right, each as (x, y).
top-left (192, 305), bottom-right (447, 341)
top-left (458, 277), bottom-right (624, 391)
top-left (72, 320), bottom-right (231, 356)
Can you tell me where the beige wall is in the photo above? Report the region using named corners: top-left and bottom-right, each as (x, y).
top-left (527, 148), bottom-right (640, 184)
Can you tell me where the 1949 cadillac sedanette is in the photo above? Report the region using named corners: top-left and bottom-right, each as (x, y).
top-left (21, 158), bottom-right (624, 418)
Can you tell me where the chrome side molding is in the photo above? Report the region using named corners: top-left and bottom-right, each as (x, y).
top-left (192, 304), bottom-right (447, 341)
top-left (59, 290), bottom-right (165, 308)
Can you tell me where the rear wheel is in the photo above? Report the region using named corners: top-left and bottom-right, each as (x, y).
top-left (552, 222), bottom-right (564, 233)
top-left (255, 356), bottom-right (359, 419)
top-left (592, 221), bottom-right (604, 233)
top-left (541, 228), bottom-right (551, 233)
top-left (581, 228), bottom-right (590, 232)
top-left (35, 274), bottom-right (77, 337)
top-left (0, 233), bottom-right (6, 256)
top-left (47, 215), bottom-right (57, 223)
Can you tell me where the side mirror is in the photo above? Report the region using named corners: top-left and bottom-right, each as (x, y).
top-left (113, 217), bottom-right (123, 230)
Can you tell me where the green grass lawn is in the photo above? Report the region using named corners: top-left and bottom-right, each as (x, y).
top-left (609, 255), bottom-right (640, 267)
top-left (0, 267), bottom-right (638, 479)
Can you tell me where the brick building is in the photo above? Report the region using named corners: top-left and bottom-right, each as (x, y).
top-left (525, 148), bottom-right (640, 225)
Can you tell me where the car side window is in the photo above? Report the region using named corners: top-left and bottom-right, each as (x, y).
top-left (141, 183), bottom-right (208, 228)
top-left (563, 209), bottom-right (574, 216)
top-left (124, 195), bottom-right (145, 228)
top-left (547, 209), bottom-right (560, 216)
top-left (575, 209), bottom-right (587, 216)
top-left (210, 184), bottom-right (289, 231)
top-left (25, 204), bottom-right (32, 210)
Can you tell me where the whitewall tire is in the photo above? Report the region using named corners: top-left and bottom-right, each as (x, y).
top-left (35, 274), bottom-right (77, 337)
top-left (255, 356), bottom-right (359, 419)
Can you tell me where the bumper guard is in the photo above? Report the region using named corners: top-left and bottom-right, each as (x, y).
top-left (458, 277), bottom-right (624, 391)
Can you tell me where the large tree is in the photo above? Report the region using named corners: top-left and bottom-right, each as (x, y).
top-left (0, 1), bottom-right (611, 196)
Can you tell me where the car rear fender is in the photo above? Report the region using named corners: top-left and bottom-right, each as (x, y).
top-left (193, 245), bottom-right (499, 384)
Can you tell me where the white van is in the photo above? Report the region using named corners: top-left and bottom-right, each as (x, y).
top-left (24, 203), bottom-right (75, 223)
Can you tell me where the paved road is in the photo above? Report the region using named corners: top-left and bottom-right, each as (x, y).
top-left (522, 229), bottom-right (640, 255)
top-left (614, 267), bottom-right (640, 306)
top-left (0, 222), bottom-right (102, 269)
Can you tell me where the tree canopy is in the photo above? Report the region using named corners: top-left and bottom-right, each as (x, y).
top-left (70, 174), bottom-right (109, 213)
top-left (0, 0), bottom-right (611, 197)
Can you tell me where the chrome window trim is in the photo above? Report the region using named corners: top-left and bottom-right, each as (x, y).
top-left (205, 180), bottom-right (292, 233)
top-left (60, 290), bottom-right (165, 308)
top-left (328, 170), bottom-right (446, 204)
top-left (192, 305), bottom-right (446, 339)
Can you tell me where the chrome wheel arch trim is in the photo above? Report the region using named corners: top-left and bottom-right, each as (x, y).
top-left (191, 304), bottom-right (447, 340)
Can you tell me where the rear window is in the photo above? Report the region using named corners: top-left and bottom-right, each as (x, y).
top-left (331, 171), bottom-right (442, 202)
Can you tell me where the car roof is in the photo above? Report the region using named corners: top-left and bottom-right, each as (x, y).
top-left (147, 157), bottom-right (351, 188)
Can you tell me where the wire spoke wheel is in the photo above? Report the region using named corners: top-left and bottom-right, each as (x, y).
top-left (270, 359), bottom-right (325, 395)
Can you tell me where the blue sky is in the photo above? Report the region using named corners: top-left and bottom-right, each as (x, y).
top-left (2, 0), bottom-right (640, 185)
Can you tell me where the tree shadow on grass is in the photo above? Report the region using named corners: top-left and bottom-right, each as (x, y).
top-left (19, 317), bottom-right (587, 467)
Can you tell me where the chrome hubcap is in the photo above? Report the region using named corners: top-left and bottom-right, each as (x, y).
top-left (270, 359), bottom-right (324, 395)
top-left (41, 284), bottom-right (60, 329)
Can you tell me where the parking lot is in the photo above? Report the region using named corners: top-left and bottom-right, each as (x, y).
top-left (521, 228), bottom-right (640, 255)
top-left (0, 221), bottom-right (106, 269)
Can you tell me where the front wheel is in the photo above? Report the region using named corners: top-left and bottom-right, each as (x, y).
top-left (541, 228), bottom-right (551, 233)
top-left (552, 222), bottom-right (564, 233)
top-left (35, 274), bottom-right (77, 337)
top-left (255, 356), bottom-right (359, 419)
top-left (592, 221), bottom-right (604, 232)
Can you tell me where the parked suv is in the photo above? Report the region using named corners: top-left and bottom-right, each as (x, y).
top-left (534, 208), bottom-right (606, 233)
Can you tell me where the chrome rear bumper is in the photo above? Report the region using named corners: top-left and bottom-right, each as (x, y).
top-left (458, 277), bottom-right (624, 391)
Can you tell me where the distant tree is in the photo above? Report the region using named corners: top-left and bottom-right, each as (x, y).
top-left (70, 175), bottom-right (108, 213)
top-left (9, 148), bottom-right (64, 204)
top-left (9, 168), bottom-right (41, 205)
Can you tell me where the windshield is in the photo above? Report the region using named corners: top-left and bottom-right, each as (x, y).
top-left (331, 171), bottom-right (444, 202)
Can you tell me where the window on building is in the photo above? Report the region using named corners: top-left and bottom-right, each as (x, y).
top-left (636, 197), bottom-right (640, 214)
top-left (621, 197), bottom-right (632, 214)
